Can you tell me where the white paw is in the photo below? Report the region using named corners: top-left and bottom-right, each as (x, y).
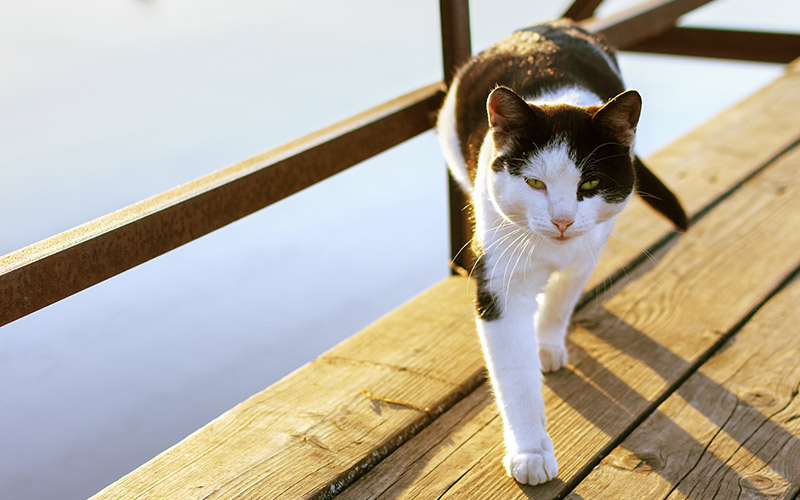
top-left (539, 342), bottom-right (568, 372)
top-left (503, 449), bottom-right (559, 485)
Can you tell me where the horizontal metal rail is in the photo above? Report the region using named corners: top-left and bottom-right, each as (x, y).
top-left (580, 0), bottom-right (714, 48)
top-left (1, 0), bottom-right (790, 328)
top-left (628, 27), bottom-right (800, 63)
top-left (0, 83), bottom-right (444, 327)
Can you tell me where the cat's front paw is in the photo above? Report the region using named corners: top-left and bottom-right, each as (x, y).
top-left (538, 343), bottom-right (568, 372)
top-left (503, 449), bottom-right (559, 485)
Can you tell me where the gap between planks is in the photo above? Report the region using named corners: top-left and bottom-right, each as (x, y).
top-left (562, 265), bottom-right (800, 499)
top-left (568, 274), bottom-right (800, 499)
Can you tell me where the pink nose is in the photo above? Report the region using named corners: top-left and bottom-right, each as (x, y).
top-left (552, 219), bottom-right (574, 234)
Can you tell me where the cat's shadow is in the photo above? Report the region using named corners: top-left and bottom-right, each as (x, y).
top-left (515, 305), bottom-right (800, 499)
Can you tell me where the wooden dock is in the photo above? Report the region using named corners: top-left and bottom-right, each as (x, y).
top-left (88, 58), bottom-right (800, 499)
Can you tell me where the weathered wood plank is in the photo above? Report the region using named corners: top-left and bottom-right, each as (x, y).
top-left (91, 61), bottom-right (800, 499)
top-left (340, 143), bottom-right (800, 498)
top-left (337, 384), bottom-right (500, 500)
top-left (567, 277), bottom-right (800, 499)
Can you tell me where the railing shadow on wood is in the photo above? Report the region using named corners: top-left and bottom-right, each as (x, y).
top-left (1, 0), bottom-right (799, 328)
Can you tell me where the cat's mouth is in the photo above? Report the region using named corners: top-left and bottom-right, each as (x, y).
top-left (551, 235), bottom-right (572, 242)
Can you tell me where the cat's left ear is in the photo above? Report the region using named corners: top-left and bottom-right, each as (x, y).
top-left (593, 90), bottom-right (641, 146)
top-left (486, 86), bottom-right (541, 150)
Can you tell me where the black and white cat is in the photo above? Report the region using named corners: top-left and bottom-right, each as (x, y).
top-left (436, 20), bottom-right (687, 485)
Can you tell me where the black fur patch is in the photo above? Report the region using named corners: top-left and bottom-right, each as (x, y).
top-left (472, 257), bottom-right (501, 321)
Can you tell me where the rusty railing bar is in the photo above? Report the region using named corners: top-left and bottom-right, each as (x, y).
top-left (439, 0), bottom-right (474, 274)
top-left (564, 0), bottom-right (606, 21)
top-left (579, 0), bottom-right (715, 49)
top-left (626, 27), bottom-right (800, 64)
top-left (0, 83), bottom-right (445, 328)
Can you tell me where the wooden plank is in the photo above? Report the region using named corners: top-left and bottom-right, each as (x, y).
top-left (580, 0), bottom-right (715, 50)
top-left (337, 384), bottom-right (500, 500)
top-left (567, 277), bottom-right (800, 499)
top-left (92, 61), bottom-right (800, 499)
top-left (627, 27), bottom-right (800, 64)
top-left (0, 83), bottom-right (444, 327)
top-left (338, 143), bottom-right (800, 498)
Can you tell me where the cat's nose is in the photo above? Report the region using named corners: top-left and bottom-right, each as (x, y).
top-left (551, 219), bottom-right (574, 234)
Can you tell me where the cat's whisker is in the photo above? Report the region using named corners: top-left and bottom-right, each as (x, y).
top-left (482, 227), bottom-right (525, 256)
top-left (583, 238), bottom-right (609, 301)
top-left (492, 230), bottom-right (530, 285)
top-left (594, 170), bottom-right (624, 187)
top-left (609, 230), bottom-right (660, 266)
top-left (505, 235), bottom-right (532, 302)
top-left (503, 233), bottom-right (534, 305)
top-left (597, 238), bottom-right (628, 301)
top-left (468, 228), bottom-right (526, 292)
top-left (490, 218), bottom-right (524, 239)
top-left (523, 234), bottom-right (541, 279)
top-left (582, 152), bottom-right (630, 167)
top-left (450, 236), bottom-right (476, 274)
top-left (575, 142), bottom-right (619, 171)
top-left (635, 190), bottom-right (665, 202)
top-left (466, 252), bottom-right (486, 292)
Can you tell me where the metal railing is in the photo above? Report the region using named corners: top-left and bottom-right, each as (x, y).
top-left (1, 0), bottom-right (798, 328)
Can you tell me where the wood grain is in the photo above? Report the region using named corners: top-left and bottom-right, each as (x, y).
top-left (341, 143), bottom-right (800, 498)
top-left (568, 277), bottom-right (800, 499)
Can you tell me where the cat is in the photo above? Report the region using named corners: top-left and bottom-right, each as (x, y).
top-left (436, 20), bottom-right (687, 485)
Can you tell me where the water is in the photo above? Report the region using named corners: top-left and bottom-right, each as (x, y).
top-left (0, 0), bottom-right (795, 498)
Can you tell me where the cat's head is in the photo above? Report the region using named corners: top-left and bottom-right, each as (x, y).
top-left (483, 86), bottom-right (640, 243)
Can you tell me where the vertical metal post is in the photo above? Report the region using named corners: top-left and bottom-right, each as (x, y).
top-left (439, 0), bottom-right (473, 274)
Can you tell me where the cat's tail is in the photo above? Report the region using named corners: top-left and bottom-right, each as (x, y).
top-left (633, 156), bottom-right (689, 231)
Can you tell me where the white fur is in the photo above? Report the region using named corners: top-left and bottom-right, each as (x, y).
top-left (529, 86), bottom-right (601, 107)
top-left (441, 86), bottom-right (632, 485)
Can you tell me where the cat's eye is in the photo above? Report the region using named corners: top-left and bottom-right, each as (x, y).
top-left (526, 178), bottom-right (546, 190)
top-left (580, 178), bottom-right (600, 190)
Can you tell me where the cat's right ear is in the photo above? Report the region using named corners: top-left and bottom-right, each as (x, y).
top-left (487, 86), bottom-right (539, 149)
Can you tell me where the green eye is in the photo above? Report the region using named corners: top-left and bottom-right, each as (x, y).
top-left (580, 178), bottom-right (600, 190)
top-left (526, 178), bottom-right (546, 190)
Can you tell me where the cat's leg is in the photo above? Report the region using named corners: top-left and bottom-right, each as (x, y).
top-left (477, 285), bottom-right (558, 485)
top-left (535, 259), bottom-right (595, 372)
